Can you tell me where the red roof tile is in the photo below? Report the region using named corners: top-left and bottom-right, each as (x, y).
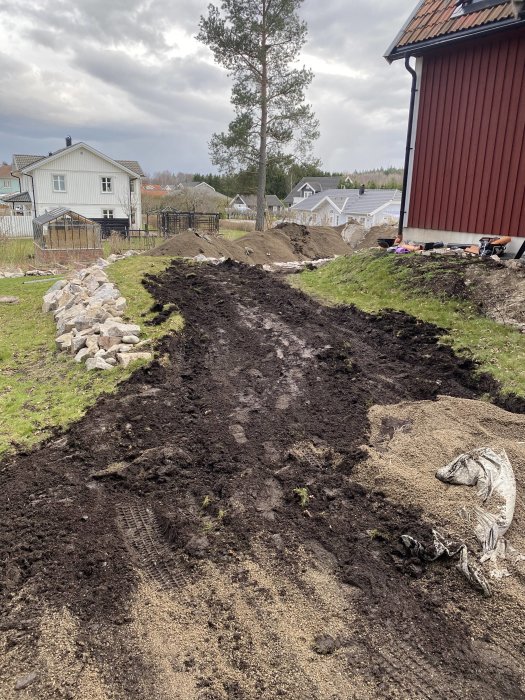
top-left (388, 0), bottom-right (517, 57)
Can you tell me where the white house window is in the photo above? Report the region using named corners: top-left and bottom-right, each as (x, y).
top-left (3, 179), bottom-right (10, 187)
top-left (102, 209), bottom-right (114, 219)
top-left (101, 177), bottom-right (112, 193)
top-left (130, 180), bottom-right (135, 193)
top-left (303, 190), bottom-right (312, 198)
top-left (53, 174), bottom-right (66, 192)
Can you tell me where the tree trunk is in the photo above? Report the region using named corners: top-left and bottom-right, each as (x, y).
top-left (255, 7), bottom-right (268, 232)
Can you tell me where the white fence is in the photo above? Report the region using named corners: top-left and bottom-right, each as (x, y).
top-left (0, 216), bottom-right (33, 238)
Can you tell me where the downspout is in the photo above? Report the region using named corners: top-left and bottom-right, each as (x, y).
top-left (26, 172), bottom-right (37, 217)
top-left (399, 55), bottom-right (418, 240)
top-left (10, 172), bottom-right (21, 213)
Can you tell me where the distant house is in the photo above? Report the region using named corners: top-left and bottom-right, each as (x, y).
top-left (385, 0), bottom-right (525, 257)
top-left (284, 177), bottom-right (343, 207)
top-left (178, 181), bottom-right (218, 194)
top-left (229, 194), bottom-right (284, 214)
top-left (0, 163), bottom-right (20, 197)
top-left (11, 138), bottom-right (144, 234)
top-left (291, 188), bottom-right (401, 228)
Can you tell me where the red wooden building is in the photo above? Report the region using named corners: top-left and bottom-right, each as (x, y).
top-left (386, 0), bottom-right (525, 257)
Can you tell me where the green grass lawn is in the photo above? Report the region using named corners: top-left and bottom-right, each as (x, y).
top-left (294, 252), bottom-right (525, 398)
top-left (0, 237), bottom-right (162, 270)
top-left (0, 238), bottom-right (35, 268)
top-left (0, 255), bottom-right (180, 456)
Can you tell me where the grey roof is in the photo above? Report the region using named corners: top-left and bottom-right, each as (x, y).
top-left (2, 190), bottom-right (31, 203)
top-left (266, 194), bottom-right (284, 207)
top-left (116, 160), bottom-right (145, 177)
top-left (33, 207), bottom-right (97, 225)
top-left (13, 154), bottom-right (45, 170)
top-left (180, 181), bottom-right (215, 189)
top-left (13, 149), bottom-right (144, 177)
top-left (291, 188), bottom-right (401, 216)
top-left (230, 194), bottom-right (283, 209)
top-left (284, 176), bottom-right (342, 204)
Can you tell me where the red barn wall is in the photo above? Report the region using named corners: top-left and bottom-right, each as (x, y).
top-left (408, 29), bottom-right (525, 237)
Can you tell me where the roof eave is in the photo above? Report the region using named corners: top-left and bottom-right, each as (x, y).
top-left (20, 142), bottom-right (142, 178)
top-left (384, 0), bottom-right (426, 63)
top-left (386, 15), bottom-right (525, 62)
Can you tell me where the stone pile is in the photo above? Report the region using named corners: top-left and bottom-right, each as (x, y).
top-left (43, 259), bottom-right (152, 371)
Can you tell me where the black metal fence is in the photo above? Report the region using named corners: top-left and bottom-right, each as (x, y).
top-left (158, 211), bottom-right (220, 236)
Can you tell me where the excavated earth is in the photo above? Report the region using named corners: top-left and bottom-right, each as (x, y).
top-left (1, 260), bottom-right (525, 699)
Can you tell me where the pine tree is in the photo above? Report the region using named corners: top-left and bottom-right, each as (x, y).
top-left (198, 0), bottom-right (319, 231)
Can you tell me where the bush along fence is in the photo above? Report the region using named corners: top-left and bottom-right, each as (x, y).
top-left (43, 256), bottom-right (152, 371)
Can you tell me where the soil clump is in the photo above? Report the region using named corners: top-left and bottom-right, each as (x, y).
top-left (0, 260), bottom-right (524, 698)
top-left (149, 223), bottom-right (352, 265)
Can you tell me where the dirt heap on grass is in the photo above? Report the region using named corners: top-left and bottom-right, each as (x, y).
top-left (150, 223), bottom-right (352, 265)
top-left (1, 260), bottom-right (525, 699)
top-left (396, 255), bottom-right (525, 330)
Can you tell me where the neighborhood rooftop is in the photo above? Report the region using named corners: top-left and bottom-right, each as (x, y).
top-left (13, 151), bottom-right (144, 177)
top-left (291, 188), bottom-right (401, 215)
top-left (386, 0), bottom-right (520, 60)
top-left (284, 176), bottom-right (342, 204)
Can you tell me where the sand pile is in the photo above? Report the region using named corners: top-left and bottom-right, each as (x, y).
top-left (358, 396), bottom-right (525, 576)
top-left (150, 223), bottom-right (352, 265)
top-left (352, 222), bottom-right (398, 251)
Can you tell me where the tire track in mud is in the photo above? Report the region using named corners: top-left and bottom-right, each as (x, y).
top-left (1, 260), bottom-right (524, 699)
top-left (116, 504), bottom-right (188, 590)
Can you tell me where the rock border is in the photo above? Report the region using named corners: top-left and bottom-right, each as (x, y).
top-left (43, 253), bottom-right (152, 371)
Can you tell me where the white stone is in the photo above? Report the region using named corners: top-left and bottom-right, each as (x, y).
top-left (71, 335), bottom-right (87, 353)
top-left (86, 357), bottom-right (114, 371)
top-left (122, 335), bottom-right (140, 344)
top-left (74, 347), bottom-right (92, 363)
top-left (91, 283), bottom-right (119, 303)
top-left (99, 320), bottom-right (141, 338)
top-left (117, 352), bottom-right (152, 367)
top-left (85, 334), bottom-right (100, 350)
top-left (56, 332), bottom-right (73, 351)
top-left (42, 291), bottom-right (60, 313)
top-left (114, 297), bottom-right (127, 313)
top-left (47, 279), bottom-right (66, 294)
top-left (105, 357), bottom-right (117, 366)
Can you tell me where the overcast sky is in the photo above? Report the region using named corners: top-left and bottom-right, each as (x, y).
top-left (0, 0), bottom-right (416, 176)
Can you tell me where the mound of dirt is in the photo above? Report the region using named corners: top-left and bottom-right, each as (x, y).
top-left (345, 222), bottom-right (398, 251)
top-left (1, 261), bottom-right (524, 698)
top-left (357, 396), bottom-right (525, 685)
top-left (396, 255), bottom-right (525, 329)
top-left (150, 224), bottom-right (352, 265)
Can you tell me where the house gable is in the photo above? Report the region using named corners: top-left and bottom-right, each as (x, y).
top-left (17, 143), bottom-right (142, 178)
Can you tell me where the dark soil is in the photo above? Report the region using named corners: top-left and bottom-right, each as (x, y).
top-left (394, 255), bottom-right (485, 300)
top-left (1, 260), bottom-right (524, 698)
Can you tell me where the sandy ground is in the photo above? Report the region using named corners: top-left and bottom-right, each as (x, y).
top-left (1, 261), bottom-right (524, 699)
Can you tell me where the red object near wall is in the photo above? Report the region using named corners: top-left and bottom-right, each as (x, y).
top-left (408, 28), bottom-right (525, 236)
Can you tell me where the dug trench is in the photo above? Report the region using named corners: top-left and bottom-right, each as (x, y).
top-left (1, 260), bottom-right (524, 699)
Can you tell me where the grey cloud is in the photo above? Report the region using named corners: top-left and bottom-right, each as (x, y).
top-left (0, 0), bottom-right (418, 174)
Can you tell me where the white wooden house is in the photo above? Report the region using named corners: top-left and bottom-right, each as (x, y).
top-left (8, 138), bottom-right (144, 237)
top-left (290, 188), bottom-right (401, 228)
